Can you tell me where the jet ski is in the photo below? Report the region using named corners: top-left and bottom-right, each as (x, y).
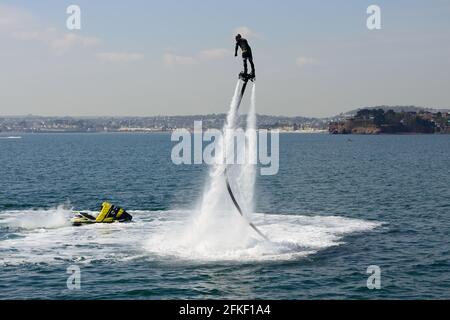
top-left (72, 202), bottom-right (132, 226)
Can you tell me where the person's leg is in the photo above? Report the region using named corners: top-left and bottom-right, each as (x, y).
top-left (249, 57), bottom-right (255, 76)
top-left (243, 57), bottom-right (248, 74)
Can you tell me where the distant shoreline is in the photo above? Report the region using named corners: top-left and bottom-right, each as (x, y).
top-left (0, 129), bottom-right (329, 134)
top-left (3, 130), bottom-right (450, 136)
top-left (2, 106), bottom-right (449, 134)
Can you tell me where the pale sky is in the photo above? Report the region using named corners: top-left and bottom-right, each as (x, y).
top-left (1, 0), bottom-right (449, 117)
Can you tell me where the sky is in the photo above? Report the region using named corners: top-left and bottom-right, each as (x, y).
top-left (0, 0), bottom-right (449, 117)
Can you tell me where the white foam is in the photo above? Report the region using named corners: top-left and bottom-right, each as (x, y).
top-left (0, 205), bottom-right (72, 229)
top-left (0, 209), bottom-right (381, 266)
top-left (144, 211), bottom-right (381, 262)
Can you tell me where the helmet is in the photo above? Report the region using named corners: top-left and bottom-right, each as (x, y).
top-left (235, 34), bottom-right (242, 41)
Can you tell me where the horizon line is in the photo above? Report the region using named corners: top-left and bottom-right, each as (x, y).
top-left (1, 105), bottom-right (450, 120)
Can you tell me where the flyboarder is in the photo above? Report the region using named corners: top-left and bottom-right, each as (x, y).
top-left (227, 35), bottom-right (267, 241)
top-left (235, 34), bottom-right (255, 80)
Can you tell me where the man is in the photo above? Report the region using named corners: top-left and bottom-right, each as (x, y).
top-left (234, 34), bottom-right (255, 78)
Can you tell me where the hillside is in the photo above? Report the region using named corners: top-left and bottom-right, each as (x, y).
top-left (330, 108), bottom-right (450, 134)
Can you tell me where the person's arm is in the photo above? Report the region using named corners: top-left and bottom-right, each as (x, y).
top-left (234, 42), bottom-right (238, 57)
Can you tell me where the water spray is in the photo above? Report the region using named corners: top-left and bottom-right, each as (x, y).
top-left (223, 80), bottom-right (269, 241)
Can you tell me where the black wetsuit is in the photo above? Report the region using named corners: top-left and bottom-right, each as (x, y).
top-left (235, 38), bottom-right (255, 76)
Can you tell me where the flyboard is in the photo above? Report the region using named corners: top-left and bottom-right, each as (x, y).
top-left (224, 72), bottom-right (269, 241)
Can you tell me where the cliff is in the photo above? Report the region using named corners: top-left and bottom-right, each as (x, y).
top-left (329, 109), bottom-right (450, 134)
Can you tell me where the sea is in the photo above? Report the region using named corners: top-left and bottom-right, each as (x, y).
top-left (0, 133), bottom-right (449, 299)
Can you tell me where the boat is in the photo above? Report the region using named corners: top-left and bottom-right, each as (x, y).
top-left (72, 202), bottom-right (132, 226)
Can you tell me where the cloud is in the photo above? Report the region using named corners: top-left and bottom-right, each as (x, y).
top-left (199, 48), bottom-right (231, 60)
top-left (163, 48), bottom-right (230, 66)
top-left (11, 28), bottom-right (100, 55)
top-left (233, 26), bottom-right (260, 39)
top-left (296, 56), bottom-right (319, 67)
top-left (163, 53), bottom-right (197, 66)
top-left (50, 33), bottom-right (100, 54)
top-left (11, 30), bottom-right (44, 41)
top-left (0, 4), bottom-right (34, 33)
top-left (11, 27), bottom-right (60, 42)
top-left (96, 52), bottom-right (144, 62)
top-left (1, 5), bottom-right (100, 55)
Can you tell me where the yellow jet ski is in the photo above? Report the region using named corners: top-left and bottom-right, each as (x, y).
top-left (72, 202), bottom-right (132, 226)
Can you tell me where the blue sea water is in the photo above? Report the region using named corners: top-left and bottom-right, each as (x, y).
top-left (0, 133), bottom-right (449, 299)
